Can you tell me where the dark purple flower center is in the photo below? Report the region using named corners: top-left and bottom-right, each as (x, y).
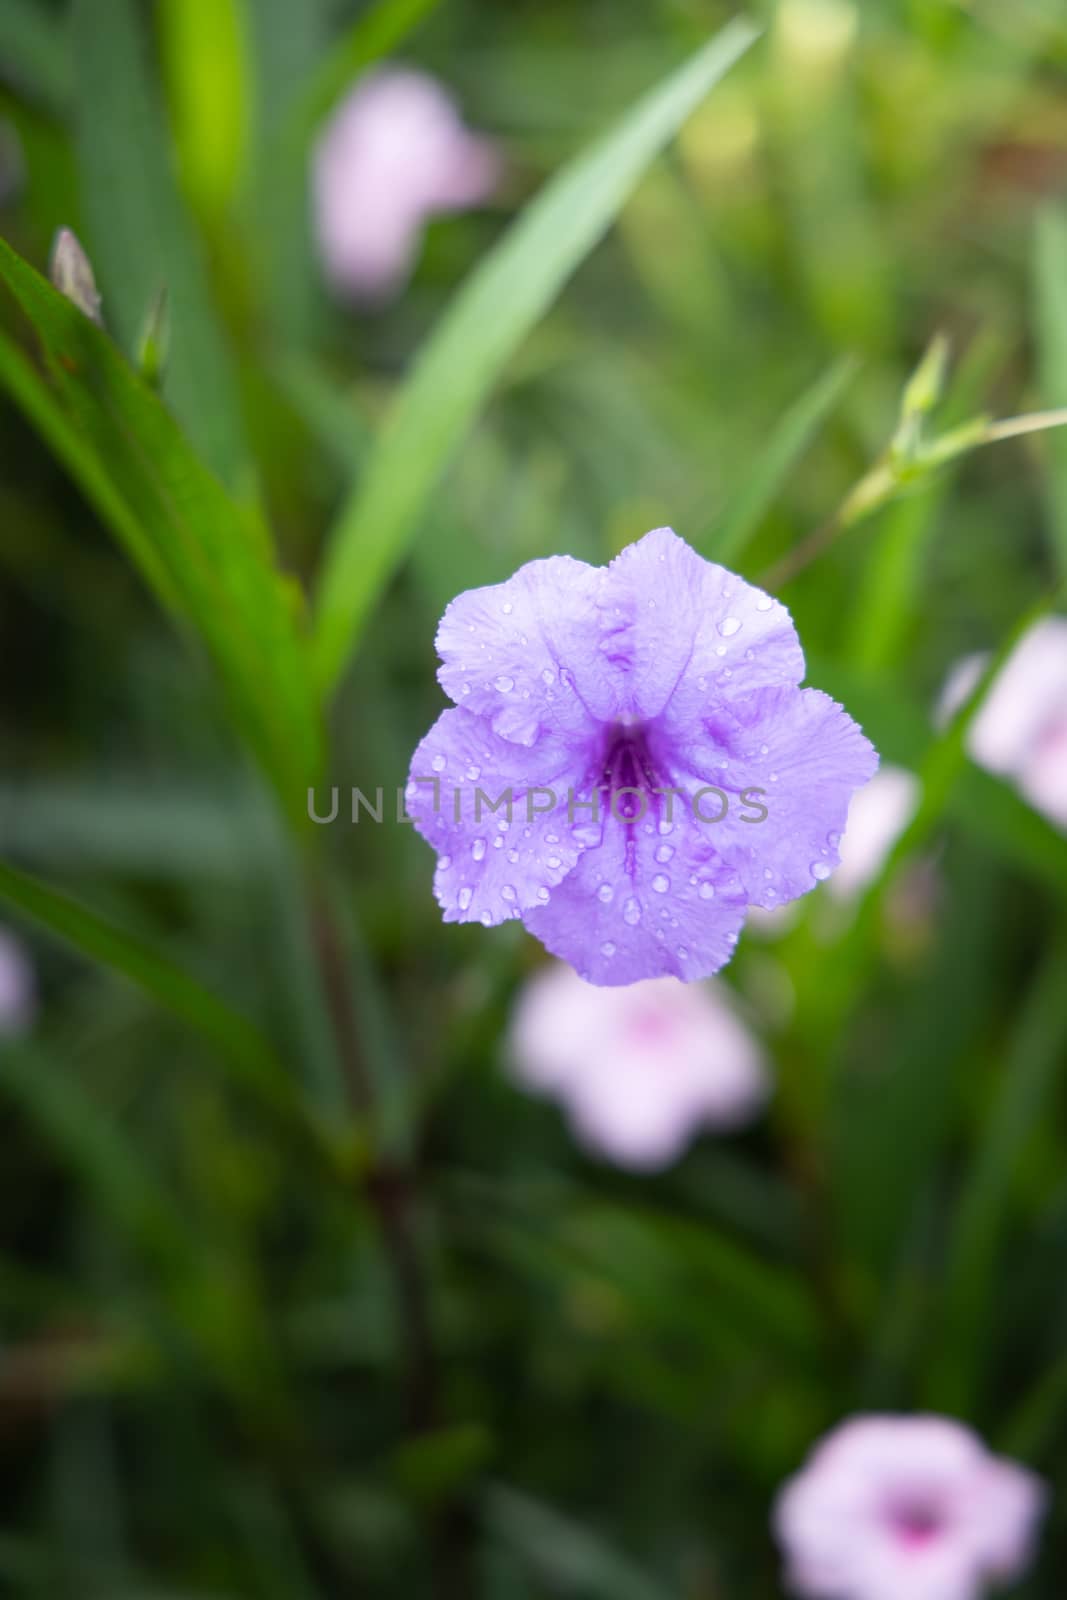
top-left (599, 723), bottom-right (664, 818)
top-left (887, 1497), bottom-right (945, 1549)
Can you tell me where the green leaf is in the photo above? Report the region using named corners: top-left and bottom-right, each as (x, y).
top-left (0, 859), bottom-right (300, 1122)
top-left (0, 239), bottom-right (323, 825)
top-left (1035, 209), bottom-right (1067, 580)
top-left (311, 18), bottom-right (761, 694)
top-left (70, 0), bottom-right (251, 492)
top-left (285, 0), bottom-right (444, 144)
top-left (702, 355), bottom-right (858, 568)
top-left (928, 930), bottom-right (1067, 1414)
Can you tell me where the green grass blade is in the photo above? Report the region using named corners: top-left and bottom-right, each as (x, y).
top-left (0, 239), bottom-right (323, 824)
top-left (928, 930), bottom-right (1067, 1414)
top-left (0, 860), bottom-right (296, 1117)
top-left (0, 324), bottom-right (182, 614)
top-left (1035, 209), bottom-right (1067, 580)
top-left (70, 0), bottom-right (251, 492)
top-left (701, 355), bottom-right (858, 568)
top-left (311, 18), bottom-right (761, 694)
top-left (286, 0), bottom-right (444, 142)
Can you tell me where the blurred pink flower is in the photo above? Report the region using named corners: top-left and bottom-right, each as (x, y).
top-left (508, 963), bottom-right (768, 1169)
top-left (940, 617), bottom-right (1067, 831)
top-left (312, 67), bottom-right (499, 301)
top-left (828, 765), bottom-right (920, 900)
top-left (0, 928), bottom-right (34, 1036)
top-left (775, 1414), bottom-right (1046, 1600)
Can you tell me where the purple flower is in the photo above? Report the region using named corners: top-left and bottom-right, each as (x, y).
top-left (939, 617), bottom-right (1067, 832)
top-left (312, 68), bottom-right (499, 302)
top-left (407, 527), bottom-right (877, 986)
top-left (774, 1414), bottom-right (1046, 1600)
top-left (508, 963), bottom-right (768, 1169)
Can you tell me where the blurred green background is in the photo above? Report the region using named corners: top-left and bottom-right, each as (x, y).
top-left (2, 0), bottom-right (1067, 1594)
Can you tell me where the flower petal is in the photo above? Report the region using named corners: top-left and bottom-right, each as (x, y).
top-left (406, 708), bottom-right (594, 925)
top-left (435, 554), bottom-right (622, 745)
top-left (523, 799), bottom-right (748, 985)
top-left (672, 685), bottom-right (878, 908)
top-left (605, 527), bottom-right (805, 721)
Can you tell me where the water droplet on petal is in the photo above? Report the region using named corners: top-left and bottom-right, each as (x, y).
top-left (699, 881), bottom-right (715, 900)
top-left (658, 819), bottom-right (673, 836)
top-left (719, 616), bottom-right (742, 637)
top-left (828, 831), bottom-right (841, 848)
top-left (546, 832), bottom-right (559, 844)
top-left (624, 898), bottom-right (642, 926)
top-left (437, 855), bottom-right (452, 871)
top-left (472, 838), bottom-right (486, 861)
top-left (597, 884), bottom-right (614, 903)
top-left (458, 887), bottom-right (472, 911)
top-left (756, 594), bottom-right (774, 612)
top-left (479, 910), bottom-right (493, 927)
top-left (507, 849), bottom-right (519, 864)
top-left (546, 855), bottom-right (561, 870)
top-left (760, 744), bottom-right (769, 756)
top-left (502, 601), bottom-right (513, 615)
top-left (764, 868), bottom-right (774, 880)
top-left (536, 887), bottom-right (550, 904)
top-left (812, 861), bottom-right (831, 881)
top-left (655, 844), bottom-right (674, 864)
top-left (541, 668), bottom-right (555, 687)
top-left (677, 947), bottom-right (688, 960)
top-left (493, 836), bottom-right (503, 849)
top-left (715, 645), bottom-right (727, 657)
top-left (466, 764), bottom-right (481, 781)
top-left (431, 755), bottom-right (446, 772)
top-left (652, 874), bottom-right (670, 894)
top-left (600, 940), bottom-right (616, 957)
top-left (501, 884), bottom-right (516, 901)
top-left (494, 675), bottom-right (515, 693)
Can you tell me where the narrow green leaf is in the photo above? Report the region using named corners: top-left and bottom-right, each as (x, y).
top-left (0, 239), bottom-right (323, 824)
top-left (311, 18), bottom-right (761, 694)
top-left (1034, 209), bottom-right (1067, 579)
top-left (70, 0), bottom-right (250, 491)
top-left (286, 0), bottom-right (444, 142)
top-left (929, 931), bottom-right (1067, 1414)
top-left (702, 355), bottom-right (857, 568)
top-left (0, 859), bottom-right (296, 1118)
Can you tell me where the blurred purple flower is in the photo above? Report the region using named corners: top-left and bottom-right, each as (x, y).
top-left (828, 764), bottom-right (920, 900)
top-left (940, 617), bottom-right (1067, 832)
top-left (0, 928), bottom-right (34, 1036)
top-left (775, 1414), bottom-right (1046, 1600)
top-left (312, 67), bottom-right (499, 301)
top-left (508, 962), bottom-right (767, 1169)
top-left (407, 527), bottom-right (877, 985)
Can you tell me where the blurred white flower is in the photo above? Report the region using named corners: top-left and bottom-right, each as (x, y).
top-left (828, 765), bottom-right (921, 899)
top-left (0, 928), bottom-right (34, 1036)
top-left (775, 1414), bottom-right (1046, 1600)
top-left (939, 616), bottom-right (1067, 831)
top-left (508, 963), bottom-right (767, 1170)
top-left (312, 67), bottom-right (499, 302)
